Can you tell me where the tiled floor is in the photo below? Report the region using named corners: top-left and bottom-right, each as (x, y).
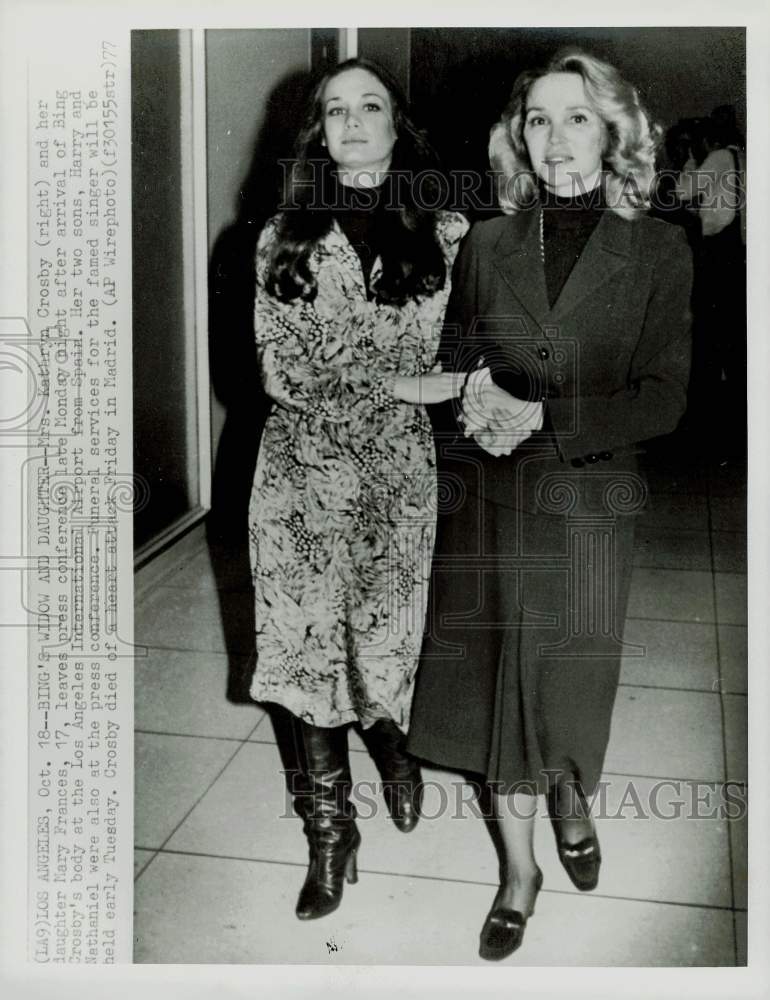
top-left (133, 448), bottom-right (747, 965)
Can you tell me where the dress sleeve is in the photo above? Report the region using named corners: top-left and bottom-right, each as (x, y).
top-left (435, 210), bottom-right (471, 268)
top-left (545, 225), bottom-right (694, 460)
top-left (253, 219), bottom-right (397, 423)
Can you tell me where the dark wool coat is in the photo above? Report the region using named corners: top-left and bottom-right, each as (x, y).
top-left (406, 206), bottom-right (694, 795)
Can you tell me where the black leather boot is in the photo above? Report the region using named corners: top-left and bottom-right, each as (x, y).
top-left (292, 719), bottom-right (360, 921)
top-left (363, 718), bottom-right (423, 833)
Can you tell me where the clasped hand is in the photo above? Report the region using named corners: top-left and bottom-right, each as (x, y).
top-left (460, 367), bottom-right (544, 456)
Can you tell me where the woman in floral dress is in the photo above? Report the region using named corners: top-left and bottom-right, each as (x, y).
top-left (248, 58), bottom-right (468, 920)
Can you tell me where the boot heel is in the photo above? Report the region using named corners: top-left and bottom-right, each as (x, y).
top-left (345, 849), bottom-right (358, 885)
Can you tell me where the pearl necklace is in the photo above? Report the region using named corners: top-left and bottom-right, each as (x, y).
top-left (539, 206), bottom-right (545, 262)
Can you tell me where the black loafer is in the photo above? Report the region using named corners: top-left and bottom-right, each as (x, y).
top-left (479, 869), bottom-right (543, 961)
top-left (548, 780), bottom-right (602, 891)
top-left (553, 827), bottom-right (601, 891)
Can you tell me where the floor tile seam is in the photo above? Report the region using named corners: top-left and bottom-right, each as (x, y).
top-left (623, 613), bottom-right (730, 626)
top-left (142, 682), bottom-right (732, 704)
top-left (145, 527), bottom-right (740, 546)
top-left (600, 770), bottom-right (746, 789)
top-left (152, 740), bottom-right (253, 855)
top-left (132, 642), bottom-right (255, 656)
top-left (134, 539), bottom-right (210, 603)
top-left (732, 910), bottom-right (742, 964)
top-left (134, 665), bottom-right (746, 694)
top-left (134, 724), bottom-right (748, 790)
top-left (623, 616), bottom-right (741, 630)
top-left (150, 582), bottom-right (254, 595)
top-left (711, 510), bottom-right (740, 914)
top-left (136, 727), bottom-right (264, 743)
top-left (632, 568), bottom-right (744, 580)
top-left (635, 522), bottom-right (711, 533)
top-left (618, 682), bottom-right (747, 696)
top-left (636, 519), bottom-right (711, 526)
top-left (130, 846), bottom-right (746, 913)
top-left (212, 732), bottom-right (739, 785)
top-left (136, 564), bottom-right (748, 595)
top-left (632, 561), bottom-right (713, 571)
top-left (712, 564), bottom-right (747, 576)
top-left (617, 678), bottom-right (746, 697)
top-left (248, 711), bottom-right (270, 738)
top-left (138, 622), bottom-right (734, 648)
top-left (154, 562), bottom-right (743, 586)
top-left (616, 680), bottom-right (722, 696)
top-left (129, 642), bottom-right (253, 659)
top-left (718, 640), bottom-right (741, 914)
top-left (134, 849), bottom-right (160, 882)
top-left (133, 685), bottom-right (736, 722)
top-left (135, 615), bottom-right (743, 652)
top-left (136, 581), bottom-right (252, 599)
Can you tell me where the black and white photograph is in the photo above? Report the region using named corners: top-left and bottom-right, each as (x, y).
top-left (131, 24), bottom-right (749, 966)
top-left (1, 3), bottom-right (769, 996)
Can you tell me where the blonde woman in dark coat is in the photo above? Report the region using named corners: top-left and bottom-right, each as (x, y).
top-left (407, 48), bottom-right (693, 961)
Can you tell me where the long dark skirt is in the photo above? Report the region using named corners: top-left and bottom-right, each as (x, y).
top-left (407, 488), bottom-right (636, 797)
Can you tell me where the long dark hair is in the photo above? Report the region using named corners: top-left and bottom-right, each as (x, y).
top-left (266, 58), bottom-right (447, 306)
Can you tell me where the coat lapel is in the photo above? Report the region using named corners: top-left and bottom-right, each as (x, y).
top-left (548, 209), bottom-right (634, 324)
top-left (492, 209), bottom-right (550, 324)
top-left (492, 207), bottom-right (635, 336)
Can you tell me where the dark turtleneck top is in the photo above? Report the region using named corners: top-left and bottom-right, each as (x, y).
top-left (540, 183), bottom-right (605, 309)
top-left (331, 175), bottom-right (387, 294)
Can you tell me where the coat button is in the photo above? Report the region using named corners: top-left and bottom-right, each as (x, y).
top-left (585, 453), bottom-right (599, 464)
top-left (539, 347), bottom-right (550, 360)
top-left (599, 451), bottom-right (613, 461)
top-left (571, 457), bottom-right (585, 468)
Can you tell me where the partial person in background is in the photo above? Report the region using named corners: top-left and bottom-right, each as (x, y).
top-left (675, 112), bottom-right (746, 458)
top-left (651, 119), bottom-right (701, 248)
top-left (248, 58), bottom-right (468, 921)
top-left (408, 47), bottom-right (693, 961)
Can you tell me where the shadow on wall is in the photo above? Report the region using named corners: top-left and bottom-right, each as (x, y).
top-left (206, 69), bottom-right (315, 704)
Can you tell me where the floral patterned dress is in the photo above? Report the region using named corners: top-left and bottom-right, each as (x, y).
top-left (248, 210), bottom-right (468, 730)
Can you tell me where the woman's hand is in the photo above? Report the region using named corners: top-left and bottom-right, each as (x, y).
top-left (393, 368), bottom-right (466, 405)
top-left (461, 367), bottom-right (544, 455)
top-left (472, 424), bottom-right (534, 457)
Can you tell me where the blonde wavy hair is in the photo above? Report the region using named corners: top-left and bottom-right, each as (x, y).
top-left (489, 48), bottom-right (662, 219)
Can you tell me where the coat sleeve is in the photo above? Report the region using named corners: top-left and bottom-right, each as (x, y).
top-left (545, 224), bottom-right (694, 462)
top-left (429, 223), bottom-right (495, 437)
top-left (253, 219), bottom-right (397, 423)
